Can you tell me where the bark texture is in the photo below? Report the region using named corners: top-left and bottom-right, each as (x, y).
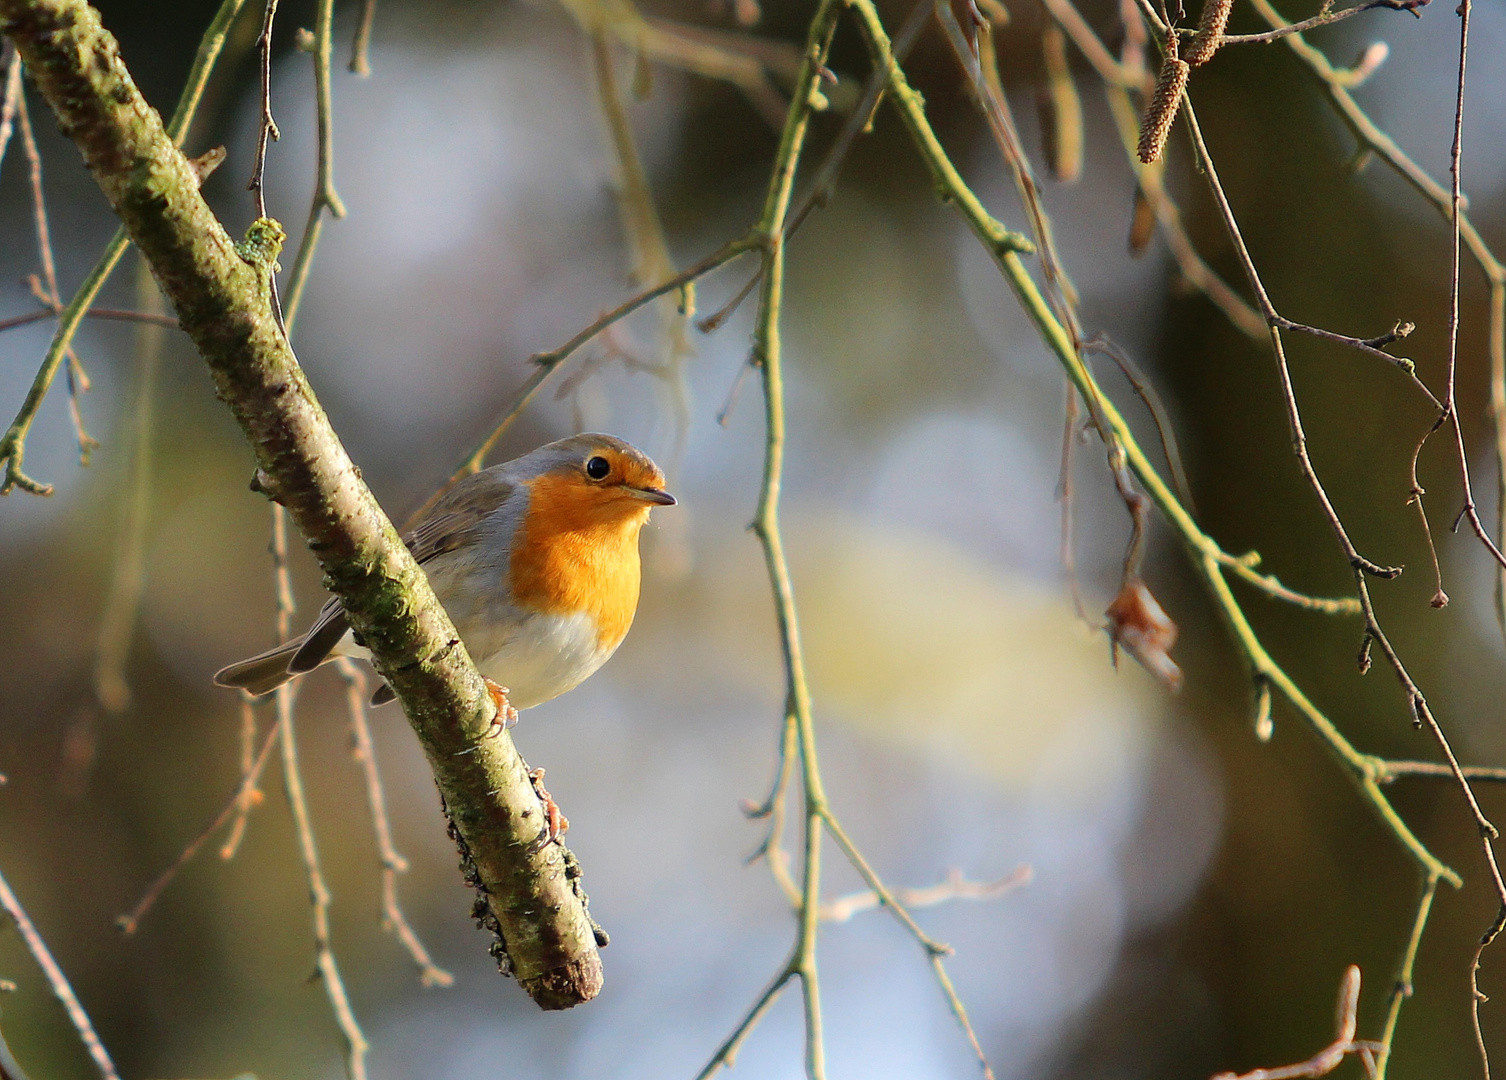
top-left (0, 0), bottom-right (603, 1008)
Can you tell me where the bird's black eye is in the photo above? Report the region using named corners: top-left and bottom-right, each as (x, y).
top-left (585, 455), bottom-right (611, 480)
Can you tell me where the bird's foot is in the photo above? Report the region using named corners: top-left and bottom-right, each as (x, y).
top-left (528, 767), bottom-right (569, 851)
top-left (483, 678), bottom-right (519, 737)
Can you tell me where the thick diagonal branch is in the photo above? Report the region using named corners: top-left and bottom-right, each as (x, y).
top-left (0, 0), bottom-right (602, 1009)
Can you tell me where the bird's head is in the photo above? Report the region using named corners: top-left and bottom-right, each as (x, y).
top-left (520, 434), bottom-right (676, 533)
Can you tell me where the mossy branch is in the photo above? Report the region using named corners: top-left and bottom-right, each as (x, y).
top-left (0, 0), bottom-right (602, 1010)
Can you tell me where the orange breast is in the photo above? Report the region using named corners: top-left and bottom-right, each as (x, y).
top-left (508, 472), bottom-right (647, 652)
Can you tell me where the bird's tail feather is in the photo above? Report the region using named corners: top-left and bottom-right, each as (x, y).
top-left (213, 636), bottom-right (309, 697)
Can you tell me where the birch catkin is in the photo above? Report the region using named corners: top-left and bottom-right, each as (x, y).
top-left (1186, 0), bottom-right (1234, 66)
top-left (1137, 34), bottom-right (1189, 164)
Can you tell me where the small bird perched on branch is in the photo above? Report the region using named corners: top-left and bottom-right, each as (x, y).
top-left (215, 432), bottom-right (676, 719)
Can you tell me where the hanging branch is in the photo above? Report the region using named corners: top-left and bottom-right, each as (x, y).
top-left (699, 7), bottom-right (996, 1077)
top-left (0, 0), bottom-right (603, 1011)
top-left (837, 9), bottom-right (1471, 1076)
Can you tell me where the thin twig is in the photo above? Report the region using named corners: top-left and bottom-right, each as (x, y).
top-left (271, 506), bottom-right (370, 1080)
top-left (1372, 876), bottom-right (1437, 1077)
top-left (703, 10), bottom-right (998, 1075)
top-left (1215, 550), bottom-right (1361, 615)
top-left (1451, 0), bottom-right (1506, 1019)
top-left (1083, 334), bottom-right (1197, 515)
top-left (410, 237), bottom-right (756, 528)
top-left (249, 0), bottom-right (286, 334)
top-left (0, 0), bottom-right (251, 495)
top-left (1211, 965), bottom-right (1384, 1080)
top-left (710, 11), bottom-right (846, 1073)
top-left (1187, 0), bottom-right (1427, 48)
top-left (0, 866), bottom-right (120, 1080)
top-left (1379, 761), bottom-right (1506, 783)
top-left (14, 78), bottom-right (97, 462)
top-left (837, 14), bottom-right (1461, 1073)
top-left (281, 0), bottom-right (345, 329)
top-left (1244, 0), bottom-right (1506, 617)
top-left (218, 692), bottom-right (265, 859)
top-left (0, 42), bottom-right (19, 175)
top-left (697, 0), bottom-right (932, 337)
top-left (349, 0), bottom-right (377, 75)
top-left (118, 713), bottom-right (283, 934)
top-left (335, 658), bottom-right (454, 988)
top-left (0, 307), bottom-right (180, 333)
top-left (742, 710), bottom-right (801, 908)
top-left (819, 865), bottom-right (1032, 922)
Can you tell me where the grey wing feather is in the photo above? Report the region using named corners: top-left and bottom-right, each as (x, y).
top-left (289, 597), bottom-right (350, 673)
top-left (404, 468), bottom-right (518, 565)
top-left (214, 638), bottom-right (305, 696)
top-left (284, 469), bottom-right (518, 681)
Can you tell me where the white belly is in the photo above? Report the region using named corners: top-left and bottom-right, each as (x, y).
top-left (334, 609), bottom-right (613, 711)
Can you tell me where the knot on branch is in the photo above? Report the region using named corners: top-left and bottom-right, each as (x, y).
top-left (984, 221), bottom-right (1036, 255)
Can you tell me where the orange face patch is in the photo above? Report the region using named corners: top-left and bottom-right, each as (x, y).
top-left (507, 468), bottom-right (653, 652)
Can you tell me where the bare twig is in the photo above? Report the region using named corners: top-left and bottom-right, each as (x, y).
top-left (0, 41), bottom-right (19, 172)
top-left (698, 0), bottom-right (932, 337)
top-left (1187, 0), bottom-right (1427, 49)
top-left (410, 236), bottom-right (756, 527)
top-left (0, 865), bottom-right (120, 1080)
top-left (1246, 0), bottom-right (1506, 642)
top-left (1211, 965), bottom-right (1384, 1080)
top-left (281, 0), bottom-right (345, 329)
top-left (118, 713), bottom-right (283, 934)
top-left (269, 506), bottom-right (370, 1080)
top-left (349, 0), bottom-right (377, 75)
top-left (742, 710), bottom-right (801, 908)
top-left (700, 8), bottom-right (994, 1077)
top-left (1083, 334), bottom-right (1197, 514)
top-left (14, 76), bottom-right (96, 462)
top-left (1378, 761), bottom-right (1506, 784)
top-left (837, 13), bottom-right (1460, 1075)
top-left (820, 865), bottom-right (1032, 923)
top-left (0, 0), bottom-right (251, 496)
top-left (218, 692), bottom-right (265, 859)
top-left (1214, 550), bottom-right (1361, 615)
top-left (0, 306), bottom-right (180, 333)
top-left (335, 658), bottom-right (454, 988)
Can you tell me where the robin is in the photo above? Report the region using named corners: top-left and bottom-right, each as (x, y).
top-left (214, 433), bottom-right (677, 840)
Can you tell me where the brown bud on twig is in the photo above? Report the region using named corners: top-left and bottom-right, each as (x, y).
top-left (1137, 35), bottom-right (1189, 164)
top-left (1185, 0), bottom-right (1234, 66)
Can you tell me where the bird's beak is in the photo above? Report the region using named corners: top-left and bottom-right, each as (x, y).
top-left (627, 485), bottom-right (677, 506)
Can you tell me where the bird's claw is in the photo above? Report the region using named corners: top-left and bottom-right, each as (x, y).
top-left (527, 767), bottom-right (569, 852)
top-left (483, 678), bottom-right (519, 737)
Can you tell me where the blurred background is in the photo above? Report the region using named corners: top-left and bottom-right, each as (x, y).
top-left (1, 0), bottom-right (1505, 1076)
